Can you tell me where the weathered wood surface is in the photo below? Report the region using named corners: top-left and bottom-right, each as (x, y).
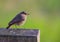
top-left (0, 28), bottom-right (40, 42)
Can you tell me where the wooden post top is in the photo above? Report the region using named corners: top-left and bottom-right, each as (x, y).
top-left (0, 28), bottom-right (40, 37)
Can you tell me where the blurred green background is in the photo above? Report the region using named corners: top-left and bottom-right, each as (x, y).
top-left (0, 0), bottom-right (60, 42)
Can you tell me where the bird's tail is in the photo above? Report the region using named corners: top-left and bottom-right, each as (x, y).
top-left (6, 25), bottom-right (11, 29)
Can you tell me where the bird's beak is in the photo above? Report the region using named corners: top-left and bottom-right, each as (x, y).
top-left (27, 14), bottom-right (29, 15)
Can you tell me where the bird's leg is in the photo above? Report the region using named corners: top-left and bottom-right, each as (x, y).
top-left (15, 24), bottom-right (17, 28)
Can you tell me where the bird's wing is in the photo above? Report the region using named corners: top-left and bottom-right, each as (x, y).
top-left (8, 14), bottom-right (24, 25)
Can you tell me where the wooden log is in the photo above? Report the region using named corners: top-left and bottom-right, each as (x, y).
top-left (0, 28), bottom-right (40, 42)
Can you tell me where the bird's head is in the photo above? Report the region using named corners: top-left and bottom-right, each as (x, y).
top-left (20, 11), bottom-right (29, 15)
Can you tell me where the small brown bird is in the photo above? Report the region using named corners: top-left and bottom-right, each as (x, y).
top-left (6, 11), bottom-right (29, 29)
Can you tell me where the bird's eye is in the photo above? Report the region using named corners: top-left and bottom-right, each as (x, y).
top-left (24, 13), bottom-right (27, 15)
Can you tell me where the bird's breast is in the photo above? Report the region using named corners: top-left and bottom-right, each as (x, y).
top-left (16, 14), bottom-right (27, 26)
top-left (21, 14), bottom-right (27, 21)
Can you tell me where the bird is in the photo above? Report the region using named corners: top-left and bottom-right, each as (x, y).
top-left (6, 11), bottom-right (29, 29)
